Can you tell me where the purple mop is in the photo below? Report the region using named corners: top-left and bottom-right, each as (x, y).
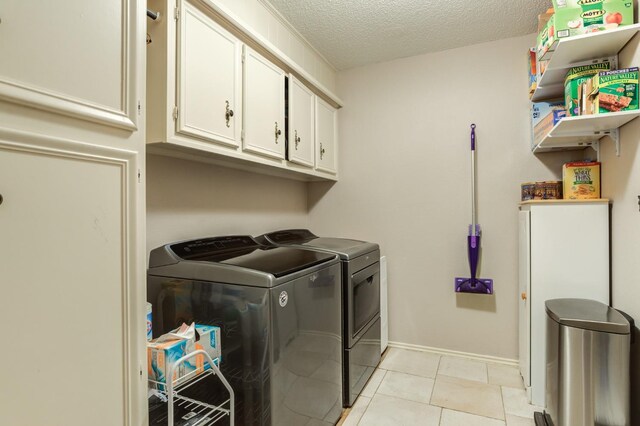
top-left (455, 124), bottom-right (493, 294)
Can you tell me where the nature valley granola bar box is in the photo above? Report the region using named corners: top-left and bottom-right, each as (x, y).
top-left (592, 67), bottom-right (639, 113)
top-left (565, 62), bottom-right (611, 116)
top-left (563, 161), bottom-right (601, 199)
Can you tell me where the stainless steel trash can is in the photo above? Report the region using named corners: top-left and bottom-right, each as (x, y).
top-left (545, 298), bottom-right (631, 426)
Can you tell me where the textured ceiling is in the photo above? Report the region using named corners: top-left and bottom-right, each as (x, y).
top-left (268, 0), bottom-right (551, 70)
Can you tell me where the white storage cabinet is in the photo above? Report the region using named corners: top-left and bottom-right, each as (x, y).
top-left (518, 200), bottom-right (610, 407)
top-left (287, 75), bottom-right (315, 167)
top-left (242, 46), bottom-right (286, 159)
top-left (146, 0), bottom-right (339, 181)
top-left (0, 1), bottom-right (146, 425)
top-left (177, 1), bottom-right (242, 147)
top-left (315, 97), bottom-right (338, 174)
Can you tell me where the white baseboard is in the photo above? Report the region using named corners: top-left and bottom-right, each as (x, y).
top-left (388, 341), bottom-right (518, 366)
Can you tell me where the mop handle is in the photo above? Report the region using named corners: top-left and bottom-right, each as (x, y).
top-left (470, 124), bottom-right (476, 233)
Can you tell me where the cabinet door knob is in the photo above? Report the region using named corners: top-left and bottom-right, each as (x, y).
top-left (320, 143), bottom-right (326, 160)
top-left (294, 130), bottom-right (300, 150)
top-left (521, 292), bottom-right (527, 301)
top-left (225, 100), bottom-right (234, 128)
top-left (275, 122), bottom-right (281, 143)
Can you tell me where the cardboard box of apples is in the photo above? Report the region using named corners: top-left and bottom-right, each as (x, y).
top-left (538, 0), bottom-right (634, 60)
top-left (551, 0), bottom-right (633, 37)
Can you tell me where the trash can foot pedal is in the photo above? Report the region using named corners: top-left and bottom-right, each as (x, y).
top-left (534, 411), bottom-right (552, 426)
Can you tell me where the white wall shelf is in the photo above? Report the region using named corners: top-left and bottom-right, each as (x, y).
top-left (532, 24), bottom-right (640, 102)
top-left (533, 110), bottom-right (640, 157)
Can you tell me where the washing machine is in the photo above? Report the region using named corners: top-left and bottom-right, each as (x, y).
top-left (148, 235), bottom-right (343, 425)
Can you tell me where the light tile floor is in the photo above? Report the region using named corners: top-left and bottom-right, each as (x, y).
top-left (340, 347), bottom-right (541, 426)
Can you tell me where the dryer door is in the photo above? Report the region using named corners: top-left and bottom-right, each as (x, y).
top-left (347, 262), bottom-right (381, 347)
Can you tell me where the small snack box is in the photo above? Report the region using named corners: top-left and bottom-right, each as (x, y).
top-left (537, 16), bottom-right (557, 59)
top-left (563, 161), bottom-right (601, 199)
top-left (528, 48), bottom-right (537, 97)
top-left (521, 183), bottom-right (536, 201)
top-left (565, 62), bottom-right (611, 116)
top-left (534, 181), bottom-right (563, 200)
top-left (591, 67), bottom-right (639, 114)
top-left (538, 8), bottom-right (555, 32)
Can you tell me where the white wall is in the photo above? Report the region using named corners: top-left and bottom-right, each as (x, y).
top-left (602, 34), bottom-right (640, 423)
top-left (146, 154), bottom-right (310, 252)
top-left (308, 34), bottom-right (577, 360)
top-left (211, 0), bottom-right (337, 92)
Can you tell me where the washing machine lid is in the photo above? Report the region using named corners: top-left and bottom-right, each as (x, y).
top-left (545, 299), bottom-right (630, 334)
top-left (148, 235), bottom-right (337, 287)
top-left (258, 229), bottom-right (379, 260)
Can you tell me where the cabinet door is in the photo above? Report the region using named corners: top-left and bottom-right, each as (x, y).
top-left (0, 0), bottom-right (139, 130)
top-left (0, 132), bottom-right (141, 426)
top-left (315, 97), bottom-right (338, 174)
top-left (177, 1), bottom-right (242, 147)
top-left (288, 75), bottom-right (315, 167)
top-left (518, 209), bottom-right (531, 388)
top-left (242, 46), bottom-right (285, 159)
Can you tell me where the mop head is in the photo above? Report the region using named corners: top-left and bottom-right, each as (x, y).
top-left (454, 277), bottom-right (494, 294)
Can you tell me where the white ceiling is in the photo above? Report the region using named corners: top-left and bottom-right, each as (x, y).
top-left (268, 0), bottom-right (551, 70)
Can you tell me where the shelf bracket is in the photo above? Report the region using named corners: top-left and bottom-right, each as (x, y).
top-left (576, 128), bottom-right (619, 159)
top-left (607, 128), bottom-right (620, 157)
top-left (591, 140), bottom-right (601, 162)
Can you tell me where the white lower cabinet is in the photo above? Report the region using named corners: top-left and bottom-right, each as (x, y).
top-left (242, 46), bottom-right (286, 159)
top-left (518, 200), bottom-right (610, 407)
top-left (0, 131), bottom-right (143, 426)
top-left (287, 75), bottom-right (315, 167)
top-left (315, 97), bottom-right (338, 174)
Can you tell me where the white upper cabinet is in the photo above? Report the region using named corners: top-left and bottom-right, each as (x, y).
top-left (177, 2), bottom-right (242, 147)
top-left (315, 97), bottom-right (338, 174)
top-left (242, 46), bottom-right (286, 159)
top-left (0, 0), bottom-right (138, 130)
top-left (288, 75), bottom-right (315, 167)
top-left (146, 0), bottom-right (339, 180)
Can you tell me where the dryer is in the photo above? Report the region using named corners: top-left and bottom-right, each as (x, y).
top-left (256, 229), bottom-right (381, 407)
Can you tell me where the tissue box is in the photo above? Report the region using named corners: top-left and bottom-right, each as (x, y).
top-left (195, 324), bottom-right (222, 366)
top-left (563, 161), bottom-right (601, 199)
top-left (147, 338), bottom-right (202, 386)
